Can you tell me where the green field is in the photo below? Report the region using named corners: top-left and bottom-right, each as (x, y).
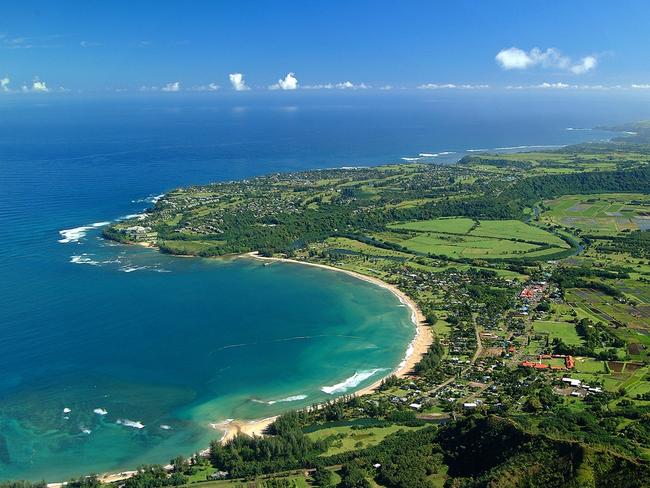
top-left (382, 218), bottom-right (570, 260)
top-left (532, 320), bottom-right (583, 345)
top-left (180, 473), bottom-right (312, 487)
top-left (573, 358), bottom-right (607, 373)
top-left (391, 217), bottom-right (476, 234)
top-left (542, 193), bottom-right (650, 235)
top-left (306, 423), bottom-right (425, 456)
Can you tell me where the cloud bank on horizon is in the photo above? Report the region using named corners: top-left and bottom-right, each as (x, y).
top-left (2, 2), bottom-right (649, 95)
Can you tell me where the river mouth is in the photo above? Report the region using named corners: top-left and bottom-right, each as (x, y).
top-left (0, 242), bottom-right (413, 481)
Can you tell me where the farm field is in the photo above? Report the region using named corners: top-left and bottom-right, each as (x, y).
top-left (381, 217), bottom-right (570, 260)
top-left (542, 193), bottom-right (650, 235)
top-left (565, 288), bottom-right (650, 330)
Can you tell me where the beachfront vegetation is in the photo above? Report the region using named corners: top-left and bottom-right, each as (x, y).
top-left (88, 125), bottom-right (650, 486)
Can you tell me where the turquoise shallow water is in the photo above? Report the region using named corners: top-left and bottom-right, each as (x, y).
top-left (0, 93), bottom-right (632, 480)
top-left (0, 239), bottom-right (414, 481)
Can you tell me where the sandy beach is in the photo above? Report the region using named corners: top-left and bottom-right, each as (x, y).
top-left (213, 253), bottom-right (433, 441)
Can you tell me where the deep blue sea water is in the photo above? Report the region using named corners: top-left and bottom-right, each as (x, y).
top-left (1, 91), bottom-right (648, 480)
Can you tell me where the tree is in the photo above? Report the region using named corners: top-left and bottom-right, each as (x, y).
top-left (338, 464), bottom-right (370, 488)
top-left (311, 465), bottom-right (335, 488)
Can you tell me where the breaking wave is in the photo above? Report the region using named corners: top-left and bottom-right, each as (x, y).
top-left (267, 394), bottom-right (308, 405)
top-left (58, 222), bottom-right (110, 243)
top-left (70, 254), bottom-right (101, 266)
top-left (116, 419), bottom-right (145, 429)
top-left (321, 368), bottom-right (386, 395)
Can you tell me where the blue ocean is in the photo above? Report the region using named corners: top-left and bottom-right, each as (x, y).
top-left (0, 91), bottom-right (646, 481)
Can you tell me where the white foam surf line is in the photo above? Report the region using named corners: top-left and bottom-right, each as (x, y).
top-left (267, 394), bottom-right (308, 405)
top-left (401, 157), bottom-right (420, 161)
top-left (58, 222), bottom-right (111, 243)
top-left (321, 368), bottom-right (387, 395)
top-left (132, 193), bottom-right (165, 204)
top-left (70, 254), bottom-right (101, 266)
top-left (119, 265), bottom-right (149, 273)
top-left (116, 419), bottom-right (145, 429)
top-left (118, 213), bottom-right (147, 221)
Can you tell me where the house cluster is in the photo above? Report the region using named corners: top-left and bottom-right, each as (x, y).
top-left (519, 282), bottom-right (547, 300)
top-left (122, 225), bottom-right (157, 242)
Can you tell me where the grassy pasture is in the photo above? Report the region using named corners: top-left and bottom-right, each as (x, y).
top-left (306, 423), bottom-right (424, 456)
top-left (533, 321), bottom-right (583, 345)
top-left (400, 233), bottom-right (540, 259)
top-left (573, 358), bottom-right (607, 373)
top-left (390, 217), bottom-right (475, 234)
top-left (383, 218), bottom-right (569, 260)
top-left (469, 220), bottom-right (568, 247)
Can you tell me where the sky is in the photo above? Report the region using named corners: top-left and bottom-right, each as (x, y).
top-left (1, 0), bottom-right (650, 95)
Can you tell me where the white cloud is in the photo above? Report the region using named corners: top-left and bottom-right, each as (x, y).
top-left (22, 78), bottom-right (50, 93)
top-left (229, 73), bottom-right (249, 91)
top-left (269, 72), bottom-right (298, 90)
top-left (496, 47), bottom-right (538, 69)
top-left (1, 77), bottom-right (10, 92)
top-left (419, 83), bottom-right (457, 89)
top-left (535, 82), bottom-right (571, 89)
top-left (418, 83), bottom-right (489, 90)
top-left (570, 56), bottom-right (597, 74)
top-left (335, 81), bottom-right (370, 89)
top-left (495, 47), bottom-right (597, 74)
top-left (32, 80), bottom-right (49, 92)
top-left (191, 83), bottom-right (220, 91)
top-left (302, 83), bottom-right (334, 90)
top-left (161, 81), bottom-right (181, 92)
top-left (631, 84), bottom-right (650, 89)
top-left (378, 85), bottom-right (393, 90)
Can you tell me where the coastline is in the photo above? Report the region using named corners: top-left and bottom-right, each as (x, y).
top-left (58, 247), bottom-right (432, 484)
top-left (214, 252), bottom-right (432, 441)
